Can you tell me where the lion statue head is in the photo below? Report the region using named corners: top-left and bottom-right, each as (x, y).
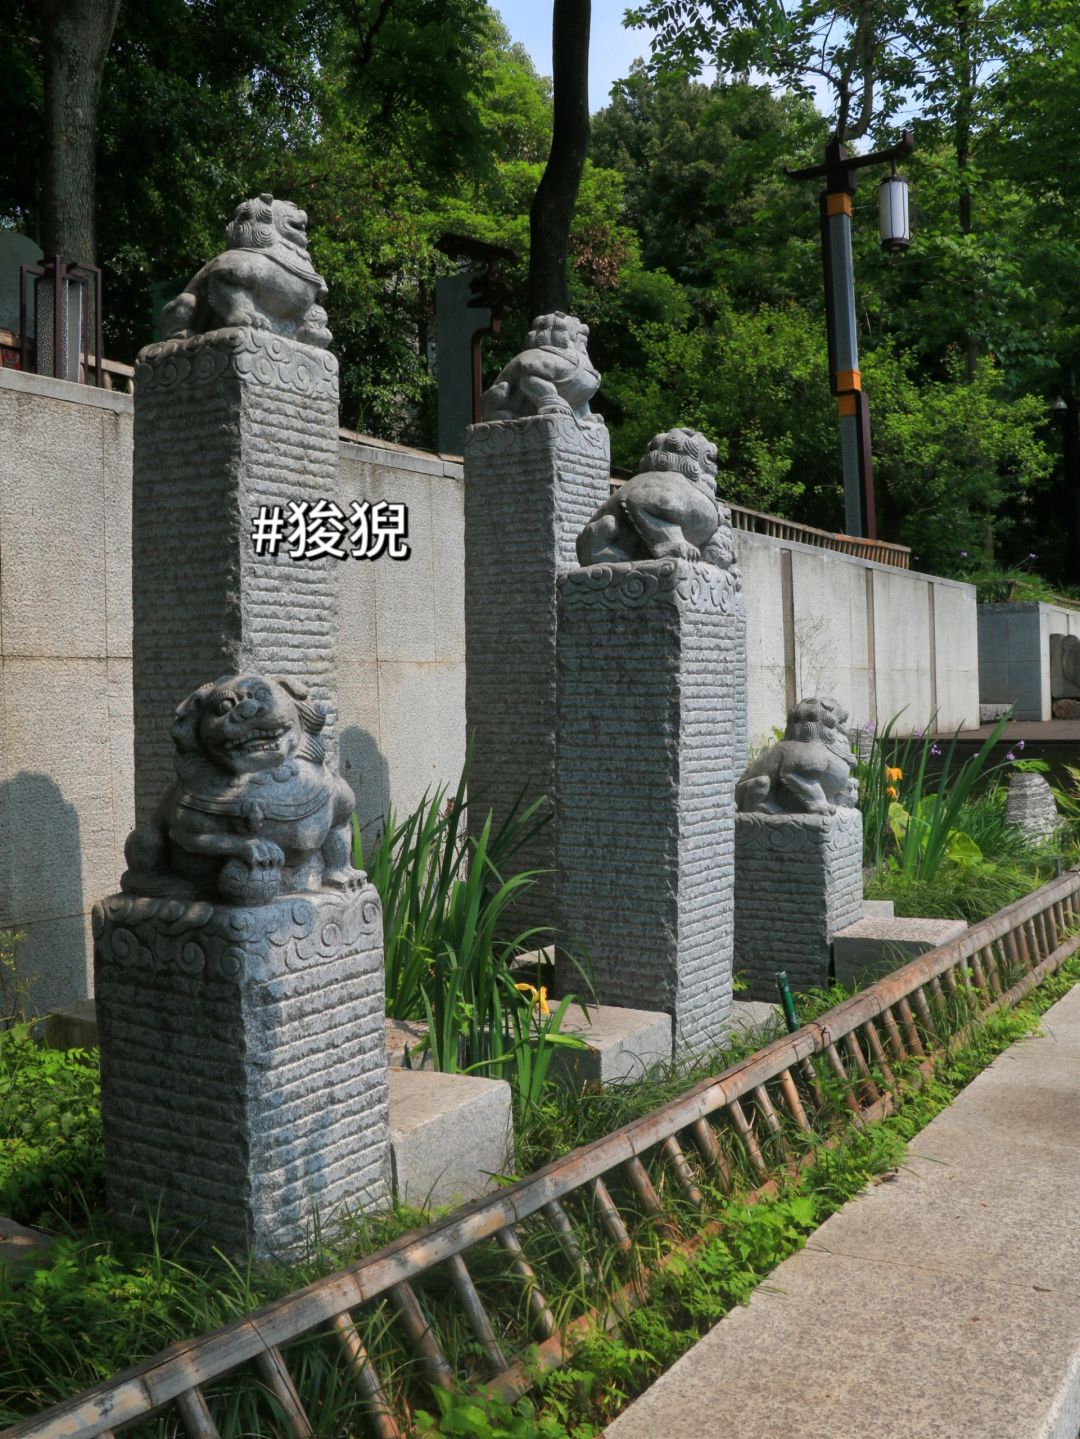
top-left (639, 428), bottom-right (720, 499)
top-left (783, 696), bottom-right (850, 748)
top-left (225, 193), bottom-right (315, 266)
top-left (172, 673), bottom-right (328, 779)
top-left (526, 312), bottom-right (591, 354)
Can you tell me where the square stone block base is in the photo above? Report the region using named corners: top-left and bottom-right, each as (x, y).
top-left (94, 886), bottom-right (391, 1260)
top-left (549, 1004), bottom-right (673, 1087)
top-left (862, 899), bottom-right (896, 919)
top-left (734, 809), bottom-right (863, 1001)
top-left (43, 998), bottom-right (99, 1050)
top-left (833, 916), bottom-right (968, 987)
top-left (389, 1068), bottom-right (512, 1210)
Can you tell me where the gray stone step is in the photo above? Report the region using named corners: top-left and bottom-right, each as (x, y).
top-left (607, 982), bottom-right (1080, 1439)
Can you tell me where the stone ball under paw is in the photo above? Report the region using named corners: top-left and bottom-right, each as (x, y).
top-left (218, 857), bottom-right (283, 905)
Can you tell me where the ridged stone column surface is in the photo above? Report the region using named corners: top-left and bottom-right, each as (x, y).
top-left (555, 558), bottom-right (746, 1055)
top-left (463, 413), bottom-right (610, 932)
top-left (93, 885), bottom-right (390, 1259)
top-left (132, 327), bottom-right (340, 822)
top-left (733, 808), bottom-right (863, 1001)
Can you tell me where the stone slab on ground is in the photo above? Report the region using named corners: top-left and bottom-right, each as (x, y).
top-left (385, 1018), bottom-right (432, 1070)
top-left (388, 1068), bottom-right (512, 1210)
top-left (832, 915), bottom-right (967, 986)
top-left (0, 1216), bottom-right (55, 1272)
top-left (729, 1000), bottom-right (782, 1041)
top-left (861, 898), bottom-right (894, 918)
top-left (43, 998), bottom-right (98, 1049)
top-left (606, 981), bottom-right (1080, 1439)
top-left (550, 1004), bottom-right (672, 1086)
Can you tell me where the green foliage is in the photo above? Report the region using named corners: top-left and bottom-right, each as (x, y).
top-left (356, 759), bottom-right (588, 1107)
top-left (857, 712), bottom-right (1072, 922)
top-left (862, 347), bottom-right (1052, 574)
top-left (415, 1388), bottom-right (577, 1438)
top-left (0, 1026), bottom-right (103, 1228)
top-left (858, 710), bottom-right (1016, 881)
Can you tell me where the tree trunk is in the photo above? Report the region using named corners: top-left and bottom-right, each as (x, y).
top-left (38, 0), bottom-right (122, 266)
top-left (528, 0), bottom-right (591, 319)
top-left (953, 0), bottom-right (979, 379)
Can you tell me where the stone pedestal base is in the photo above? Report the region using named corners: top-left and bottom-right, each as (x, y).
top-left (463, 412), bottom-right (610, 934)
top-left (93, 885), bottom-right (390, 1259)
top-left (556, 558), bottom-right (745, 1055)
top-left (734, 809), bottom-right (863, 1001)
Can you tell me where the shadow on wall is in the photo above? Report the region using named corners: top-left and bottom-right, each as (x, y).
top-left (339, 725), bottom-right (391, 855)
top-left (0, 772), bottom-right (86, 1017)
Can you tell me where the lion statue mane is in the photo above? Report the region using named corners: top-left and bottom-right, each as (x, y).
top-left (157, 193), bottom-right (332, 348)
top-left (576, 427), bottom-right (738, 573)
top-left (480, 312), bottom-right (601, 423)
top-left (735, 697), bottom-right (859, 816)
top-left (122, 673), bottom-right (362, 905)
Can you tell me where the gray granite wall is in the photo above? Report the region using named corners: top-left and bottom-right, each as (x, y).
top-left (556, 559), bottom-right (745, 1054)
top-left (463, 413), bottom-right (610, 934)
top-left (733, 807), bottom-right (863, 1000)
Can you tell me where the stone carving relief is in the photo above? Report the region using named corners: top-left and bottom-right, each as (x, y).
top-left (576, 427), bottom-right (739, 575)
top-left (736, 697), bottom-right (859, 815)
top-left (1062, 634), bottom-right (1080, 688)
top-left (480, 312), bottom-right (601, 424)
top-left (123, 674), bottom-right (363, 904)
top-left (158, 194), bottom-right (332, 348)
top-left (136, 325), bottom-right (339, 399)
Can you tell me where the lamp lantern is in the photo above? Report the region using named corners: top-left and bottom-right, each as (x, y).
top-left (879, 169), bottom-right (910, 253)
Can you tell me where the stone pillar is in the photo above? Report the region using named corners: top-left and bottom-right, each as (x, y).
top-left (555, 558), bottom-right (745, 1055)
top-left (94, 885), bottom-right (390, 1259)
top-left (733, 807), bottom-right (863, 1001)
top-left (132, 327), bottom-right (340, 821)
top-left (463, 411), bottom-right (610, 930)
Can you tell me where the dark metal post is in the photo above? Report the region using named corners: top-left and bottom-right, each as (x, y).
top-left (787, 131), bottom-right (913, 541)
top-left (1063, 387), bottom-right (1080, 586)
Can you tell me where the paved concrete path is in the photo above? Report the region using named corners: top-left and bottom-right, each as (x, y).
top-left (607, 983), bottom-right (1080, 1439)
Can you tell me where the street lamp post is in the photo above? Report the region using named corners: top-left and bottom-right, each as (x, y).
top-left (787, 131), bottom-right (914, 540)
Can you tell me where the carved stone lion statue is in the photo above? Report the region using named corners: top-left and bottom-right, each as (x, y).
top-left (576, 427), bottom-right (739, 572)
top-left (736, 697), bottom-right (859, 816)
top-left (158, 194), bottom-right (332, 348)
top-left (480, 312), bottom-right (601, 423)
top-left (122, 674), bottom-right (362, 905)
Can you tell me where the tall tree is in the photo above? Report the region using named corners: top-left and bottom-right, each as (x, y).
top-left (38, 0), bottom-right (122, 265)
top-left (528, 0), bottom-right (591, 316)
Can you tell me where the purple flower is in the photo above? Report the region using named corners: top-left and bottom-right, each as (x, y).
top-left (1017, 739), bottom-right (1025, 751)
top-left (916, 728), bottom-right (925, 738)
top-left (1028, 552), bottom-right (1038, 560)
top-left (1007, 750), bottom-right (1016, 761)
top-left (864, 720), bottom-right (876, 733)
top-left (931, 743), bottom-right (942, 756)
top-left (960, 550), bottom-right (968, 558)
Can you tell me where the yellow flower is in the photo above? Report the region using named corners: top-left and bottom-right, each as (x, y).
top-left (514, 982), bottom-right (551, 1015)
top-left (886, 785), bottom-right (898, 799)
top-left (886, 766), bottom-right (903, 782)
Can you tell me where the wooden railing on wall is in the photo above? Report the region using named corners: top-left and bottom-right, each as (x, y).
top-left (609, 476), bottom-right (913, 571)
